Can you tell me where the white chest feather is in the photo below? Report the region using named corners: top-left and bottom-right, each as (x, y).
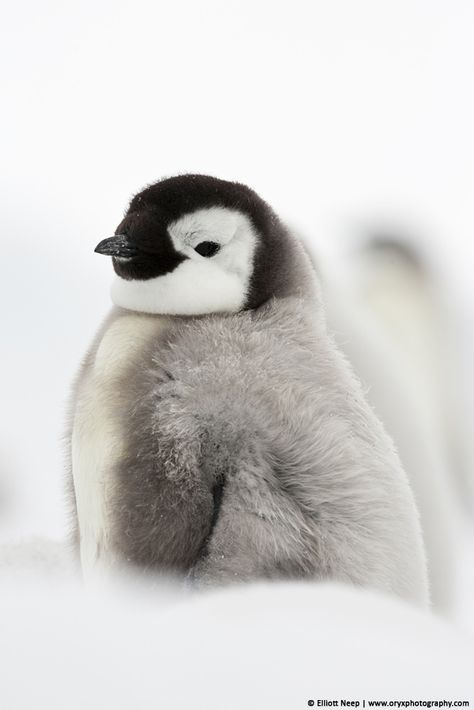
top-left (72, 313), bottom-right (167, 580)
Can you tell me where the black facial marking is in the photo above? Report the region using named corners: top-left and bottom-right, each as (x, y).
top-left (194, 241), bottom-right (220, 257)
top-left (110, 208), bottom-right (186, 281)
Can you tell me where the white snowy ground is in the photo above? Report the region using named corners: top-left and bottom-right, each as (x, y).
top-left (1, 0), bottom-right (473, 704)
top-left (0, 575), bottom-right (473, 709)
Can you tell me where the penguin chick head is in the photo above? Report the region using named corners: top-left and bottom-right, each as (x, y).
top-left (95, 174), bottom-right (315, 315)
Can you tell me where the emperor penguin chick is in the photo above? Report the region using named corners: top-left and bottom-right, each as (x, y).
top-left (68, 174), bottom-right (428, 604)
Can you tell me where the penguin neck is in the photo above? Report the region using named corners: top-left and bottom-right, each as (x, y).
top-left (246, 228), bottom-right (321, 309)
top-left (92, 308), bottom-right (169, 381)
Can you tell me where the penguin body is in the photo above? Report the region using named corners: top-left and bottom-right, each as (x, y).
top-left (68, 175), bottom-right (428, 604)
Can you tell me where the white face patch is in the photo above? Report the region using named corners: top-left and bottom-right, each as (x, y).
top-left (110, 207), bottom-right (258, 316)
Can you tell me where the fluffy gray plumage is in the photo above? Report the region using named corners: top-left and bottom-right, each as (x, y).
top-left (67, 174), bottom-right (428, 605)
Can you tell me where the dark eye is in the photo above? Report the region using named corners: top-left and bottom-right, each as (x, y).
top-left (194, 241), bottom-right (220, 257)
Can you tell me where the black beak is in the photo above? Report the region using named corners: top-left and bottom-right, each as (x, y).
top-left (94, 234), bottom-right (139, 258)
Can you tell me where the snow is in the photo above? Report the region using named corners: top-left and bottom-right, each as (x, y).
top-left (0, 577), bottom-right (472, 708)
